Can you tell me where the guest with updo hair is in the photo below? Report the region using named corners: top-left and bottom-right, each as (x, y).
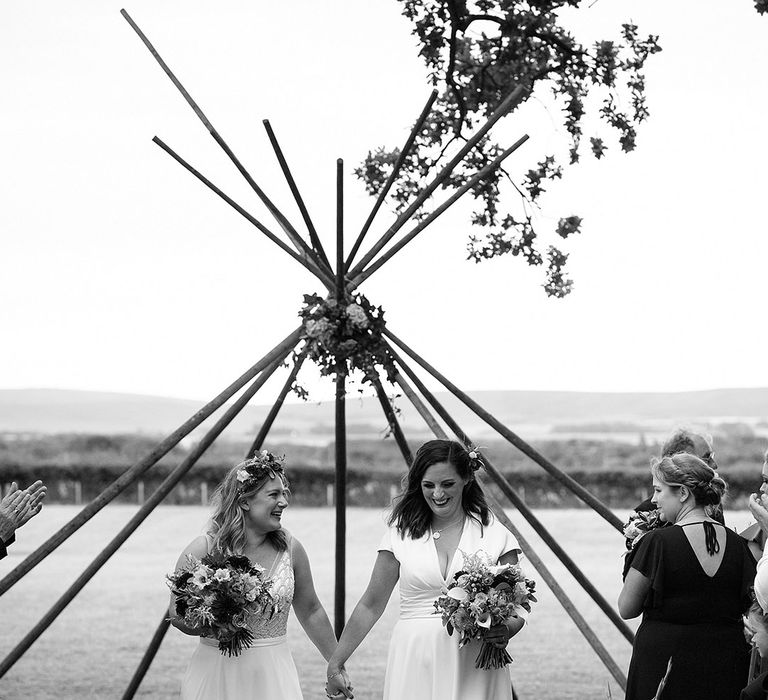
top-left (618, 453), bottom-right (755, 700)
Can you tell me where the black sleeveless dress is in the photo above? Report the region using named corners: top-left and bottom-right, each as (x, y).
top-left (625, 524), bottom-right (755, 700)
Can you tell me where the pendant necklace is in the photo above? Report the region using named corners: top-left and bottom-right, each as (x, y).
top-left (432, 519), bottom-right (462, 540)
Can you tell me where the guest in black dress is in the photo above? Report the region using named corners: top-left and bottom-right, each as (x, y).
top-left (619, 453), bottom-right (755, 700)
top-left (743, 600), bottom-right (768, 700)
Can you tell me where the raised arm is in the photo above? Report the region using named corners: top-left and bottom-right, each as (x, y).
top-left (168, 535), bottom-right (209, 636)
top-left (291, 536), bottom-right (338, 662)
top-left (326, 550), bottom-right (400, 698)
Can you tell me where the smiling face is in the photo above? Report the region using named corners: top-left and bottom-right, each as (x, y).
top-left (242, 474), bottom-right (289, 534)
top-left (651, 475), bottom-right (683, 523)
top-left (420, 461), bottom-right (468, 522)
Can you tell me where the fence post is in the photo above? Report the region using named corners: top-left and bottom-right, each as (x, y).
top-left (200, 482), bottom-right (208, 506)
top-left (73, 481), bottom-right (82, 506)
top-left (326, 484), bottom-right (334, 507)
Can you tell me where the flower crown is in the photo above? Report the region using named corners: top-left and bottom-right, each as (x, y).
top-left (235, 451), bottom-right (286, 492)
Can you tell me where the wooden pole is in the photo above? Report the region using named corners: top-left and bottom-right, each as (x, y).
top-left (246, 348), bottom-right (309, 458)
top-left (388, 346), bottom-right (634, 643)
top-left (0, 350), bottom-right (294, 679)
top-left (391, 359), bottom-right (628, 689)
top-left (121, 10), bottom-right (328, 276)
top-left (344, 90), bottom-right (438, 271)
top-left (350, 136), bottom-right (529, 288)
top-left (153, 137), bottom-right (335, 292)
top-left (262, 120), bottom-right (332, 272)
top-left (383, 331), bottom-right (624, 532)
top-left (334, 158), bottom-right (347, 636)
top-left (0, 327), bottom-right (303, 597)
top-left (123, 347), bottom-right (310, 699)
top-left (348, 85), bottom-right (528, 278)
top-left (121, 614), bottom-right (170, 700)
top-left (372, 376), bottom-right (413, 465)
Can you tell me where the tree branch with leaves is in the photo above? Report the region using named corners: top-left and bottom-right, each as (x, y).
top-left (356, 0), bottom-right (662, 297)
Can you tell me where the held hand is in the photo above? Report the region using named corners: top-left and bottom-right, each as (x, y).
top-left (748, 493), bottom-right (768, 536)
top-left (326, 667), bottom-right (353, 699)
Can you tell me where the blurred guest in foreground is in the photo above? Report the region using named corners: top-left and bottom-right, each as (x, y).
top-left (743, 600), bottom-right (768, 699)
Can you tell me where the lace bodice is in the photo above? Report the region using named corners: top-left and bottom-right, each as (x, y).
top-left (252, 546), bottom-right (294, 639)
top-left (203, 534), bottom-right (295, 640)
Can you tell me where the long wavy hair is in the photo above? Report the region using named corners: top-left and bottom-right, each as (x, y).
top-left (388, 439), bottom-right (489, 539)
top-left (208, 459), bottom-right (289, 554)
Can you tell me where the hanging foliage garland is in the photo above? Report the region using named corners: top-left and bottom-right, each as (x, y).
top-left (299, 292), bottom-right (396, 385)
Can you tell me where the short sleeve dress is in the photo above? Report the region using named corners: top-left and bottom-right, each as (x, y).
top-left (625, 524), bottom-right (755, 700)
top-left (379, 515), bottom-right (522, 700)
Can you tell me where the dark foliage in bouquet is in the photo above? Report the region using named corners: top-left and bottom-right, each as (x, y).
top-left (357, 0), bottom-right (662, 297)
top-left (299, 291), bottom-right (396, 386)
top-left (168, 551), bottom-right (276, 657)
top-left (434, 550), bottom-right (536, 670)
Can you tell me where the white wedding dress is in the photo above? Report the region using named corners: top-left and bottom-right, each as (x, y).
top-left (179, 536), bottom-right (303, 700)
top-left (379, 515), bottom-right (521, 700)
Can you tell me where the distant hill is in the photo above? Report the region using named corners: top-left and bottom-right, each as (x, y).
top-left (1, 387), bottom-right (766, 442)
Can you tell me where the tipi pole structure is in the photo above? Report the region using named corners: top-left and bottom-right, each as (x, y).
top-left (334, 158), bottom-right (348, 636)
top-left (121, 612), bottom-right (170, 700)
top-left (387, 346), bottom-right (635, 643)
top-left (0, 327), bottom-right (303, 597)
top-left (262, 120), bottom-right (332, 272)
top-left (372, 376), bottom-right (413, 465)
top-left (383, 330), bottom-right (625, 533)
top-left (393, 371), bottom-right (447, 439)
top-left (246, 347), bottom-right (309, 459)
top-left (348, 85), bottom-right (528, 278)
top-left (123, 352), bottom-right (309, 700)
top-left (344, 89), bottom-right (438, 271)
top-left (350, 135), bottom-right (529, 288)
top-left (0, 348), bottom-right (294, 679)
top-left (389, 361), bottom-right (628, 689)
top-left (153, 137), bottom-right (335, 291)
top-left (121, 10), bottom-right (331, 279)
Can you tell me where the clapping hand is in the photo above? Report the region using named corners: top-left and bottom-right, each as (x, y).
top-left (0, 481), bottom-right (47, 541)
top-left (325, 667), bottom-right (353, 699)
top-left (748, 492), bottom-right (768, 537)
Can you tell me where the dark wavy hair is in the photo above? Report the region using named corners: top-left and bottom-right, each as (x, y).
top-left (388, 439), bottom-right (489, 539)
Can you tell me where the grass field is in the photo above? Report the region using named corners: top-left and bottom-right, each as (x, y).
top-left (0, 505), bottom-right (758, 699)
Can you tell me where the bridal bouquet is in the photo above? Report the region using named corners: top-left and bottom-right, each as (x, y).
top-left (433, 550), bottom-right (536, 670)
top-left (167, 552), bottom-right (275, 656)
top-left (623, 508), bottom-right (663, 551)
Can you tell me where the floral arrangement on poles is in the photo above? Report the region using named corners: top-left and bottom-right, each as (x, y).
top-left (167, 552), bottom-right (276, 657)
top-left (299, 291), bottom-right (396, 385)
top-left (434, 550), bottom-right (536, 670)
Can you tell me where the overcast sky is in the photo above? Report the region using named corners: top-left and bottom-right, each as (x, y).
top-left (2, 0), bottom-right (766, 404)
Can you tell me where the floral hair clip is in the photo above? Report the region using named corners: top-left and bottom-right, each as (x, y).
top-left (467, 447), bottom-right (484, 472)
top-left (235, 451), bottom-right (286, 492)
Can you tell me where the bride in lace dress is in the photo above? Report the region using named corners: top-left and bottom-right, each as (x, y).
top-left (169, 453), bottom-right (345, 700)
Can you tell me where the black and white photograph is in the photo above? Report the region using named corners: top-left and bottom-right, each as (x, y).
top-left (2, 1), bottom-right (768, 698)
